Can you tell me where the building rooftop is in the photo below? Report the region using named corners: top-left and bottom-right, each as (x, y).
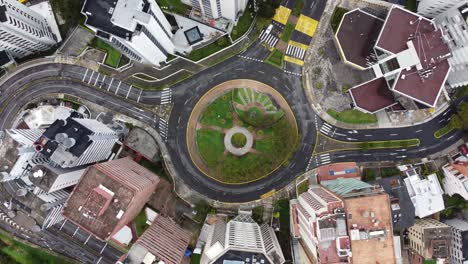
top-left (0, 50), bottom-right (12, 66)
top-left (403, 170), bottom-right (445, 218)
top-left (28, 164), bottom-right (86, 193)
top-left (321, 178), bottom-right (374, 196)
top-left (345, 193), bottom-right (396, 264)
top-left (125, 216), bottom-right (191, 264)
top-left (213, 250), bottom-right (269, 264)
top-left (317, 162), bottom-right (361, 183)
top-left (376, 6), bottom-right (451, 107)
top-left (336, 9), bottom-right (384, 68)
top-left (349, 77), bottom-right (397, 113)
top-left (81, 0), bottom-right (135, 39)
top-left (62, 157), bottom-right (159, 240)
top-left (444, 219), bottom-right (468, 232)
top-left (375, 176), bottom-right (415, 230)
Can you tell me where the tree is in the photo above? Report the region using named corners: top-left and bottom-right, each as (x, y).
top-left (257, 0), bottom-right (282, 18)
top-left (450, 102), bottom-right (468, 130)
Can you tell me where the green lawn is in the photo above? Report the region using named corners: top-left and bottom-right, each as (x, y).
top-left (330, 7), bottom-right (350, 33)
top-left (274, 200), bottom-right (292, 261)
top-left (199, 94), bottom-right (234, 128)
top-left (190, 254), bottom-right (201, 264)
top-left (405, 0), bottom-right (418, 12)
top-left (50, 0), bottom-right (85, 36)
top-left (0, 230), bottom-right (71, 264)
top-left (380, 167), bottom-right (401, 178)
top-left (156, 0), bottom-right (190, 15)
top-left (265, 49), bottom-right (284, 68)
top-left (297, 180), bottom-right (309, 195)
top-left (133, 73), bottom-right (158, 81)
top-left (434, 123), bottom-right (454, 138)
top-left (281, 22), bottom-right (295, 42)
top-left (252, 206), bottom-right (264, 224)
top-left (91, 38), bottom-right (122, 68)
top-left (358, 139), bottom-right (420, 150)
top-left (327, 109), bottom-right (377, 124)
top-left (292, 0), bottom-right (304, 16)
top-left (135, 210), bottom-right (148, 236)
top-left (186, 36), bottom-right (232, 61)
top-left (231, 8), bottom-right (254, 41)
top-left (362, 168), bottom-right (377, 182)
top-left (232, 88), bottom-right (284, 128)
top-left (196, 129), bottom-right (226, 167)
top-left (195, 90), bottom-right (297, 183)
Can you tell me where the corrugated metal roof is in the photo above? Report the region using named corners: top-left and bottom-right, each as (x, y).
top-left (321, 178), bottom-right (372, 195)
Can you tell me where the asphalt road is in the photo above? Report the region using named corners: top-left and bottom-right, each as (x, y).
top-left (0, 43), bottom-right (465, 203)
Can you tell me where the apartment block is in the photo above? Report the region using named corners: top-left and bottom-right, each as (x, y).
top-left (408, 218), bottom-right (451, 261)
top-left (0, 0), bottom-right (58, 58)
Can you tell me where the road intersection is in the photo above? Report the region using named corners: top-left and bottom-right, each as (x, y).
top-left (0, 41), bottom-right (463, 203)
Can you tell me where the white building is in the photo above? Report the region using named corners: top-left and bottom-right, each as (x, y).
top-left (417, 0), bottom-right (468, 18)
top-left (403, 169), bottom-right (445, 218)
top-left (201, 212), bottom-right (285, 264)
top-left (290, 186), bottom-right (351, 263)
top-left (433, 2), bottom-right (468, 88)
top-left (82, 0), bottom-right (185, 66)
top-left (0, 0), bottom-right (59, 58)
top-left (442, 162), bottom-right (468, 200)
top-left (185, 0), bottom-right (248, 21)
top-left (444, 219), bottom-right (468, 264)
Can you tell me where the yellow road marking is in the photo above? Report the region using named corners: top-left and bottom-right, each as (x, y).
top-left (273, 6), bottom-right (292, 25)
top-left (284, 56), bottom-right (304, 66)
top-left (288, 40), bottom-right (309, 50)
top-left (295, 15), bottom-right (318, 37)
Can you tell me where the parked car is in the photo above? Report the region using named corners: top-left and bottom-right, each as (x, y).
top-left (459, 144), bottom-right (468, 157)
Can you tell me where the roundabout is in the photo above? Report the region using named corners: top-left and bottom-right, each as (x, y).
top-left (187, 79), bottom-right (299, 184)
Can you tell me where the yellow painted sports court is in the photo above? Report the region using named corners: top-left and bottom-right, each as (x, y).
top-left (296, 14), bottom-right (319, 37)
top-left (273, 6), bottom-right (291, 25)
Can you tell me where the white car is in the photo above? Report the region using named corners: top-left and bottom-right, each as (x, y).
top-left (265, 24), bottom-right (273, 35)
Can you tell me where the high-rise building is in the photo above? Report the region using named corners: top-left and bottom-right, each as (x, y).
top-left (33, 117), bottom-right (119, 168)
top-left (442, 162), bottom-right (468, 200)
top-left (200, 212), bottom-right (285, 264)
top-left (434, 2), bottom-right (468, 88)
top-left (408, 218), bottom-right (451, 261)
top-left (187, 0), bottom-right (248, 21)
top-left (335, 6), bottom-right (452, 113)
top-left (120, 215), bottom-right (191, 264)
top-left (82, 0), bottom-right (180, 66)
top-left (62, 157), bottom-right (160, 241)
top-left (418, 0), bottom-right (468, 18)
top-left (444, 219), bottom-right (468, 264)
top-left (290, 186), bottom-right (351, 263)
top-left (0, 0), bottom-right (58, 58)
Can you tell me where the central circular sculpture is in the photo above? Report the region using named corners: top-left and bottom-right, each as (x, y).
top-left (224, 127), bottom-right (253, 156)
top-left (187, 80), bottom-right (298, 184)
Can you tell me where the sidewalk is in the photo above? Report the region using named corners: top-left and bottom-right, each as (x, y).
top-left (302, 0), bottom-right (450, 129)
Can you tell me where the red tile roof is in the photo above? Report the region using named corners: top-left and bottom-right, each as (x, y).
top-left (336, 9), bottom-right (384, 68)
top-left (62, 157), bottom-right (160, 240)
top-left (136, 216), bottom-right (191, 264)
top-left (317, 162), bottom-right (361, 183)
top-left (350, 77), bottom-right (396, 113)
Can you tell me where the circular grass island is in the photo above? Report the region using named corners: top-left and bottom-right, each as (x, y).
top-left (187, 80), bottom-right (298, 184)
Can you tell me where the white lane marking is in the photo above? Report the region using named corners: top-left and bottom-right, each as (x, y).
top-left (82, 68), bottom-right (88, 82)
top-left (126, 85), bottom-right (132, 99)
top-left (94, 73), bottom-right (100, 86)
top-left (107, 78), bottom-right (114, 91)
top-left (87, 71), bottom-right (94, 84)
top-left (115, 81), bottom-right (121, 95)
top-left (415, 129), bottom-right (422, 133)
top-left (137, 89), bottom-right (143, 103)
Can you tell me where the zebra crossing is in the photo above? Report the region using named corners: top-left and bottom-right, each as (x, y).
top-left (160, 88), bottom-right (172, 105)
top-left (318, 153), bottom-right (331, 165)
top-left (286, 44), bottom-right (306, 60)
top-left (259, 30), bottom-right (279, 48)
top-left (319, 122), bottom-right (336, 137)
top-left (159, 119), bottom-right (169, 142)
top-left (306, 152), bottom-right (332, 170)
top-left (0, 211), bottom-right (31, 234)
